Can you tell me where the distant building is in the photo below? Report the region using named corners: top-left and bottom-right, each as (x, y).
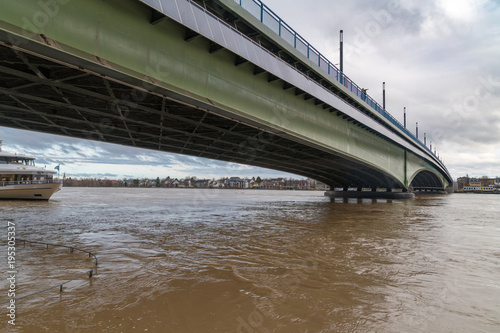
top-left (195, 179), bottom-right (211, 188)
top-left (456, 176), bottom-right (500, 192)
top-left (469, 178), bottom-right (481, 187)
top-left (212, 179), bottom-right (225, 188)
top-left (249, 179), bottom-right (259, 189)
top-left (457, 176), bottom-right (470, 190)
top-left (261, 178), bottom-right (286, 189)
top-left (227, 177), bottom-right (248, 188)
top-left (480, 176), bottom-right (495, 186)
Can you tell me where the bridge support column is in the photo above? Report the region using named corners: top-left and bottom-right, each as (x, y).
top-left (413, 189), bottom-right (448, 195)
top-left (324, 189), bottom-right (415, 199)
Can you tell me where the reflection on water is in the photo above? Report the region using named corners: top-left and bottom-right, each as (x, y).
top-left (1, 188), bottom-right (499, 332)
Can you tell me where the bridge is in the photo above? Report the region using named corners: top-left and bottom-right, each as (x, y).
top-left (0, 0), bottom-right (452, 198)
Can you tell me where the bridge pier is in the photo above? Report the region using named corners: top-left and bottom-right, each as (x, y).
top-left (413, 189), bottom-right (448, 195)
top-left (411, 185), bottom-right (454, 195)
top-left (324, 189), bottom-right (415, 199)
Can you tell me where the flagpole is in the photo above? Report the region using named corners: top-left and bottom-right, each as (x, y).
top-left (55, 164), bottom-right (60, 182)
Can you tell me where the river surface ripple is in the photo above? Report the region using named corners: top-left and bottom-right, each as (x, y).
top-left (1, 188), bottom-right (499, 332)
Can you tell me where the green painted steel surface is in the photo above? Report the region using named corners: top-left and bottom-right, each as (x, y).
top-left (216, 0), bottom-right (416, 142)
top-left (0, 0), bottom-right (449, 189)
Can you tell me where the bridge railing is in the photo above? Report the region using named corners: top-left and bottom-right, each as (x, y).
top-left (233, 0), bottom-right (448, 171)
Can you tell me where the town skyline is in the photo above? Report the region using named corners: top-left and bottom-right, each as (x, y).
top-left (62, 175), bottom-right (328, 190)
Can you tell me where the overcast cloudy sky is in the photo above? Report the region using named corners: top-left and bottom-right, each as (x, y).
top-left (1, 0), bottom-right (499, 180)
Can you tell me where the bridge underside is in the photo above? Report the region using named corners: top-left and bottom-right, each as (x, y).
top-left (411, 171), bottom-right (447, 191)
top-left (0, 0), bottom-right (452, 192)
top-left (0, 42), bottom-right (399, 189)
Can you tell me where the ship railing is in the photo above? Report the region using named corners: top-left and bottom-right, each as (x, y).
top-left (0, 180), bottom-right (60, 187)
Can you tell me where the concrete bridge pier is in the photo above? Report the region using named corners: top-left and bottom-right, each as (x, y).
top-left (324, 189), bottom-right (415, 199)
top-left (412, 189), bottom-right (449, 195)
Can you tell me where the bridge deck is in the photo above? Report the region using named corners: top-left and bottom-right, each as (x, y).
top-left (138, 0), bottom-right (449, 175)
top-left (0, 0), bottom-right (452, 190)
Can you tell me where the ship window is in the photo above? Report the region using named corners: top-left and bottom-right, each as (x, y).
top-left (0, 158), bottom-right (6, 164)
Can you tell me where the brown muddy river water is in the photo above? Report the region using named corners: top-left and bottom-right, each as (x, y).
top-left (1, 188), bottom-right (499, 332)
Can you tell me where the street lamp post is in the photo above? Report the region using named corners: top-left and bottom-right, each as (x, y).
top-left (340, 30), bottom-right (343, 74)
top-left (383, 82), bottom-right (386, 110)
top-left (403, 107), bottom-right (406, 129)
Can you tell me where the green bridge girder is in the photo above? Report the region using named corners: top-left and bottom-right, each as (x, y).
top-left (0, 0), bottom-right (452, 190)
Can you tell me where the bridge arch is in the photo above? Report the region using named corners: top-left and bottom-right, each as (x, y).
top-left (409, 169), bottom-right (447, 191)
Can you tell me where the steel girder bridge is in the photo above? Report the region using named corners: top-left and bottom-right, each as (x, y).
top-left (0, 0), bottom-right (452, 197)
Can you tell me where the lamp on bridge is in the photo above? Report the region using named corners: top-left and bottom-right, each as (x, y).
top-left (339, 30), bottom-right (343, 74)
top-left (383, 82), bottom-right (386, 110)
top-left (404, 107), bottom-right (407, 129)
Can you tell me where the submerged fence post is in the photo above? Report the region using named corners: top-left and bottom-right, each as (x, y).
top-left (0, 239), bottom-right (98, 303)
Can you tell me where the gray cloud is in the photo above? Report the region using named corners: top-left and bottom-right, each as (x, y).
top-left (0, 127), bottom-right (299, 179)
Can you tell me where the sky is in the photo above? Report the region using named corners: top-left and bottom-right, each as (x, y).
top-left (1, 0), bottom-right (499, 180)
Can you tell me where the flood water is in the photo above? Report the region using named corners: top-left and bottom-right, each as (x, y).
top-left (1, 188), bottom-right (499, 332)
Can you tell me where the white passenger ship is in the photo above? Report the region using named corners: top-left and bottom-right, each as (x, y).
top-left (0, 141), bottom-right (61, 200)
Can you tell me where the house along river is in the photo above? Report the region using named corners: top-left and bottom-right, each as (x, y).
top-left (1, 188), bottom-right (499, 332)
